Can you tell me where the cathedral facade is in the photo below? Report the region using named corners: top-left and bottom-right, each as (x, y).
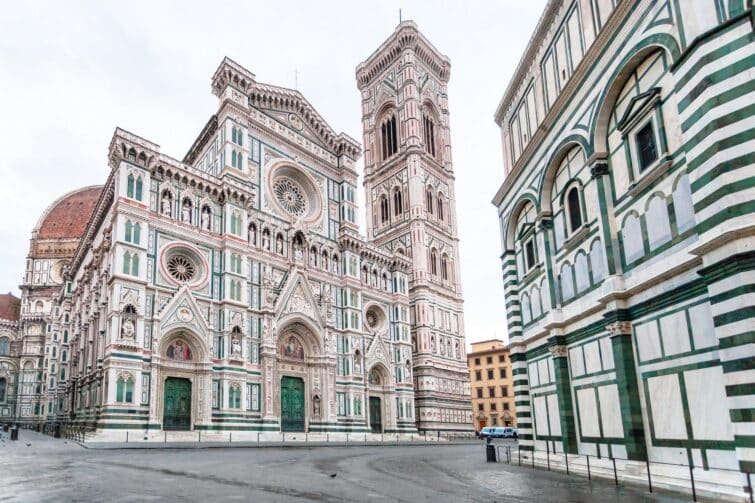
top-left (0, 22), bottom-right (471, 436)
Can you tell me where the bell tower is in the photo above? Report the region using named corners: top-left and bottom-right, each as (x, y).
top-left (356, 21), bottom-right (471, 433)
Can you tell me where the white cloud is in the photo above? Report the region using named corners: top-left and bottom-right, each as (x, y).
top-left (0, 0), bottom-right (546, 346)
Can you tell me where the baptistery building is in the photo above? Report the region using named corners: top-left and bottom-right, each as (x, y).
top-left (492, 0), bottom-right (754, 497)
top-left (0, 22), bottom-right (471, 436)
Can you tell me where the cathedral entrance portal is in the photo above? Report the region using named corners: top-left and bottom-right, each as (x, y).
top-left (369, 397), bottom-right (382, 433)
top-left (280, 376), bottom-right (305, 432)
top-left (163, 377), bottom-right (191, 430)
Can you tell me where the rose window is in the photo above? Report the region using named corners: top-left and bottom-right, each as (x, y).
top-left (167, 255), bottom-right (196, 282)
top-left (273, 178), bottom-right (307, 217)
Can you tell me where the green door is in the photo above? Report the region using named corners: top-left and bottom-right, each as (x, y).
top-left (163, 377), bottom-right (191, 431)
top-left (280, 376), bottom-right (305, 432)
top-left (370, 396), bottom-right (382, 433)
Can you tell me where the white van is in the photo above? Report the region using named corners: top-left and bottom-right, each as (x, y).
top-left (480, 426), bottom-right (518, 439)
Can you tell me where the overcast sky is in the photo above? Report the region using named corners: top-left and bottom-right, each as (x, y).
top-left (0, 0), bottom-right (546, 347)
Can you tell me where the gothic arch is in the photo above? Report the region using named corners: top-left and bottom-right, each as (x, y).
top-left (275, 318), bottom-right (323, 357)
top-left (590, 35), bottom-right (681, 154)
top-left (504, 192), bottom-right (539, 250)
top-left (538, 139), bottom-right (590, 213)
top-left (157, 328), bottom-right (210, 363)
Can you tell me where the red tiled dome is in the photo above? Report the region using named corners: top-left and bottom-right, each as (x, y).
top-left (37, 186), bottom-right (102, 240)
top-left (0, 293), bottom-right (20, 321)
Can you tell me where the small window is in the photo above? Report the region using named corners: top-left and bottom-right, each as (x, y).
top-left (475, 370), bottom-right (482, 380)
top-left (503, 402), bottom-right (510, 411)
top-left (498, 355), bottom-right (505, 363)
top-left (476, 388), bottom-right (483, 398)
top-left (499, 368), bottom-right (506, 378)
top-left (486, 356), bottom-right (492, 364)
top-left (636, 122), bottom-right (658, 171)
top-left (501, 386), bottom-right (508, 397)
top-left (488, 386), bottom-right (495, 398)
top-left (524, 238), bottom-right (537, 270)
top-left (487, 369), bottom-right (494, 380)
top-left (474, 357), bottom-right (480, 365)
top-left (566, 186), bottom-right (583, 232)
top-left (490, 402), bottom-right (497, 411)
top-left (477, 403), bottom-right (484, 411)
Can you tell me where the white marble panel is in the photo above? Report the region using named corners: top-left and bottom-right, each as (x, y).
top-left (599, 337), bottom-right (614, 370)
top-left (570, 346), bottom-right (585, 377)
top-left (547, 393), bottom-right (561, 436)
top-left (533, 395), bottom-right (549, 436)
top-left (584, 341), bottom-right (602, 374)
top-left (688, 302), bottom-right (717, 350)
top-left (577, 388), bottom-right (600, 437)
top-left (659, 310), bottom-right (691, 356)
top-left (684, 366), bottom-right (735, 441)
top-left (647, 374), bottom-right (687, 440)
top-left (635, 321), bottom-right (662, 362)
top-left (598, 384), bottom-right (624, 438)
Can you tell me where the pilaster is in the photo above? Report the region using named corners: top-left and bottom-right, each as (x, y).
top-left (607, 320), bottom-right (648, 461)
top-left (548, 335), bottom-right (578, 454)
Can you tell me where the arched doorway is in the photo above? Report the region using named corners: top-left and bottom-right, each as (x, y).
top-left (163, 377), bottom-right (191, 430)
top-left (276, 327), bottom-right (311, 432)
top-left (154, 331), bottom-right (209, 432)
top-left (367, 365), bottom-right (391, 434)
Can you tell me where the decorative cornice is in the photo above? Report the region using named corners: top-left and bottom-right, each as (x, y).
top-left (606, 321), bottom-right (633, 337)
top-left (356, 21), bottom-right (451, 89)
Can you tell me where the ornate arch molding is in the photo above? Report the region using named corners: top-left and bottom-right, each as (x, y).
top-left (590, 34), bottom-right (682, 154)
top-left (538, 136), bottom-right (591, 214)
top-left (503, 192), bottom-right (539, 250)
top-left (157, 328), bottom-right (211, 364)
top-left (275, 317), bottom-right (323, 357)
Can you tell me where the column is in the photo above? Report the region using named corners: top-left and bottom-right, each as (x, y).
top-left (607, 321), bottom-right (648, 461)
top-left (548, 335), bottom-right (578, 454)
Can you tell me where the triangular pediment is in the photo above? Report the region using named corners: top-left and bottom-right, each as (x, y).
top-left (617, 87), bottom-right (661, 132)
top-left (275, 270), bottom-right (323, 327)
top-left (155, 286), bottom-right (211, 334)
top-left (250, 84), bottom-right (340, 151)
top-left (365, 333), bottom-right (392, 375)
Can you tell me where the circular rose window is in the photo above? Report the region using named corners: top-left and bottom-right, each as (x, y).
top-left (167, 255), bottom-right (196, 282)
top-left (273, 178), bottom-right (307, 217)
top-left (159, 243), bottom-right (208, 288)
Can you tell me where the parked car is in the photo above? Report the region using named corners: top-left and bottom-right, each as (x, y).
top-left (480, 427), bottom-right (518, 439)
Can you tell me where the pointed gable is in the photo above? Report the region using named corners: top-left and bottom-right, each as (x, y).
top-left (275, 271), bottom-right (323, 327)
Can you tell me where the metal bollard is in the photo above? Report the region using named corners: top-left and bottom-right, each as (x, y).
top-left (565, 452), bottom-right (569, 475)
top-left (612, 458), bottom-right (618, 486)
top-left (126, 431), bottom-right (129, 443)
top-left (257, 431), bottom-right (260, 446)
top-left (689, 463), bottom-right (697, 502)
top-left (586, 455), bottom-right (591, 481)
top-left (518, 448), bottom-right (521, 466)
top-left (647, 459), bottom-right (653, 493)
top-left (164, 431), bottom-right (167, 443)
top-left (546, 447), bottom-right (550, 471)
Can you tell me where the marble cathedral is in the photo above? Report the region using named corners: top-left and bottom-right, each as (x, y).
top-left (0, 22), bottom-right (472, 436)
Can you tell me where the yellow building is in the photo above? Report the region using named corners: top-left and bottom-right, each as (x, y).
top-left (468, 340), bottom-right (515, 432)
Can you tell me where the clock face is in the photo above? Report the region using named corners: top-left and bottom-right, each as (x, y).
top-left (49, 260), bottom-right (67, 284)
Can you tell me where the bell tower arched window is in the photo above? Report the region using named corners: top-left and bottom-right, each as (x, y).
top-left (380, 113), bottom-right (398, 160)
top-left (441, 254), bottom-right (449, 281)
top-left (426, 188), bottom-right (434, 215)
top-left (379, 195), bottom-right (389, 224)
top-left (393, 188), bottom-right (403, 216)
top-left (430, 249), bottom-right (438, 276)
top-left (437, 195), bottom-right (444, 221)
top-left (423, 113), bottom-right (436, 157)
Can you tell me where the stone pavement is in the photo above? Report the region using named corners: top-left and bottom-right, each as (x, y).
top-left (0, 430), bottom-right (691, 502)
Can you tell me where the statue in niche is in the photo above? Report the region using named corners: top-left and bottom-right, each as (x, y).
top-left (181, 200), bottom-right (192, 223)
top-left (276, 235), bottom-right (284, 255)
top-left (262, 230), bottom-right (270, 250)
top-left (430, 336), bottom-right (436, 353)
top-left (161, 193), bottom-right (172, 217)
top-left (293, 242), bottom-right (303, 262)
top-left (313, 395), bottom-right (321, 417)
top-left (121, 318), bottom-right (135, 340)
top-left (405, 363), bottom-right (411, 379)
top-left (201, 207), bottom-right (211, 231)
top-left (231, 336), bottom-right (242, 356)
top-left (309, 251), bottom-right (316, 267)
top-left (354, 352), bottom-right (362, 374)
top-left (262, 320), bottom-right (270, 341)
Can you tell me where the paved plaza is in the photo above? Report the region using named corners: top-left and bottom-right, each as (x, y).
top-left (0, 429), bottom-right (687, 502)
